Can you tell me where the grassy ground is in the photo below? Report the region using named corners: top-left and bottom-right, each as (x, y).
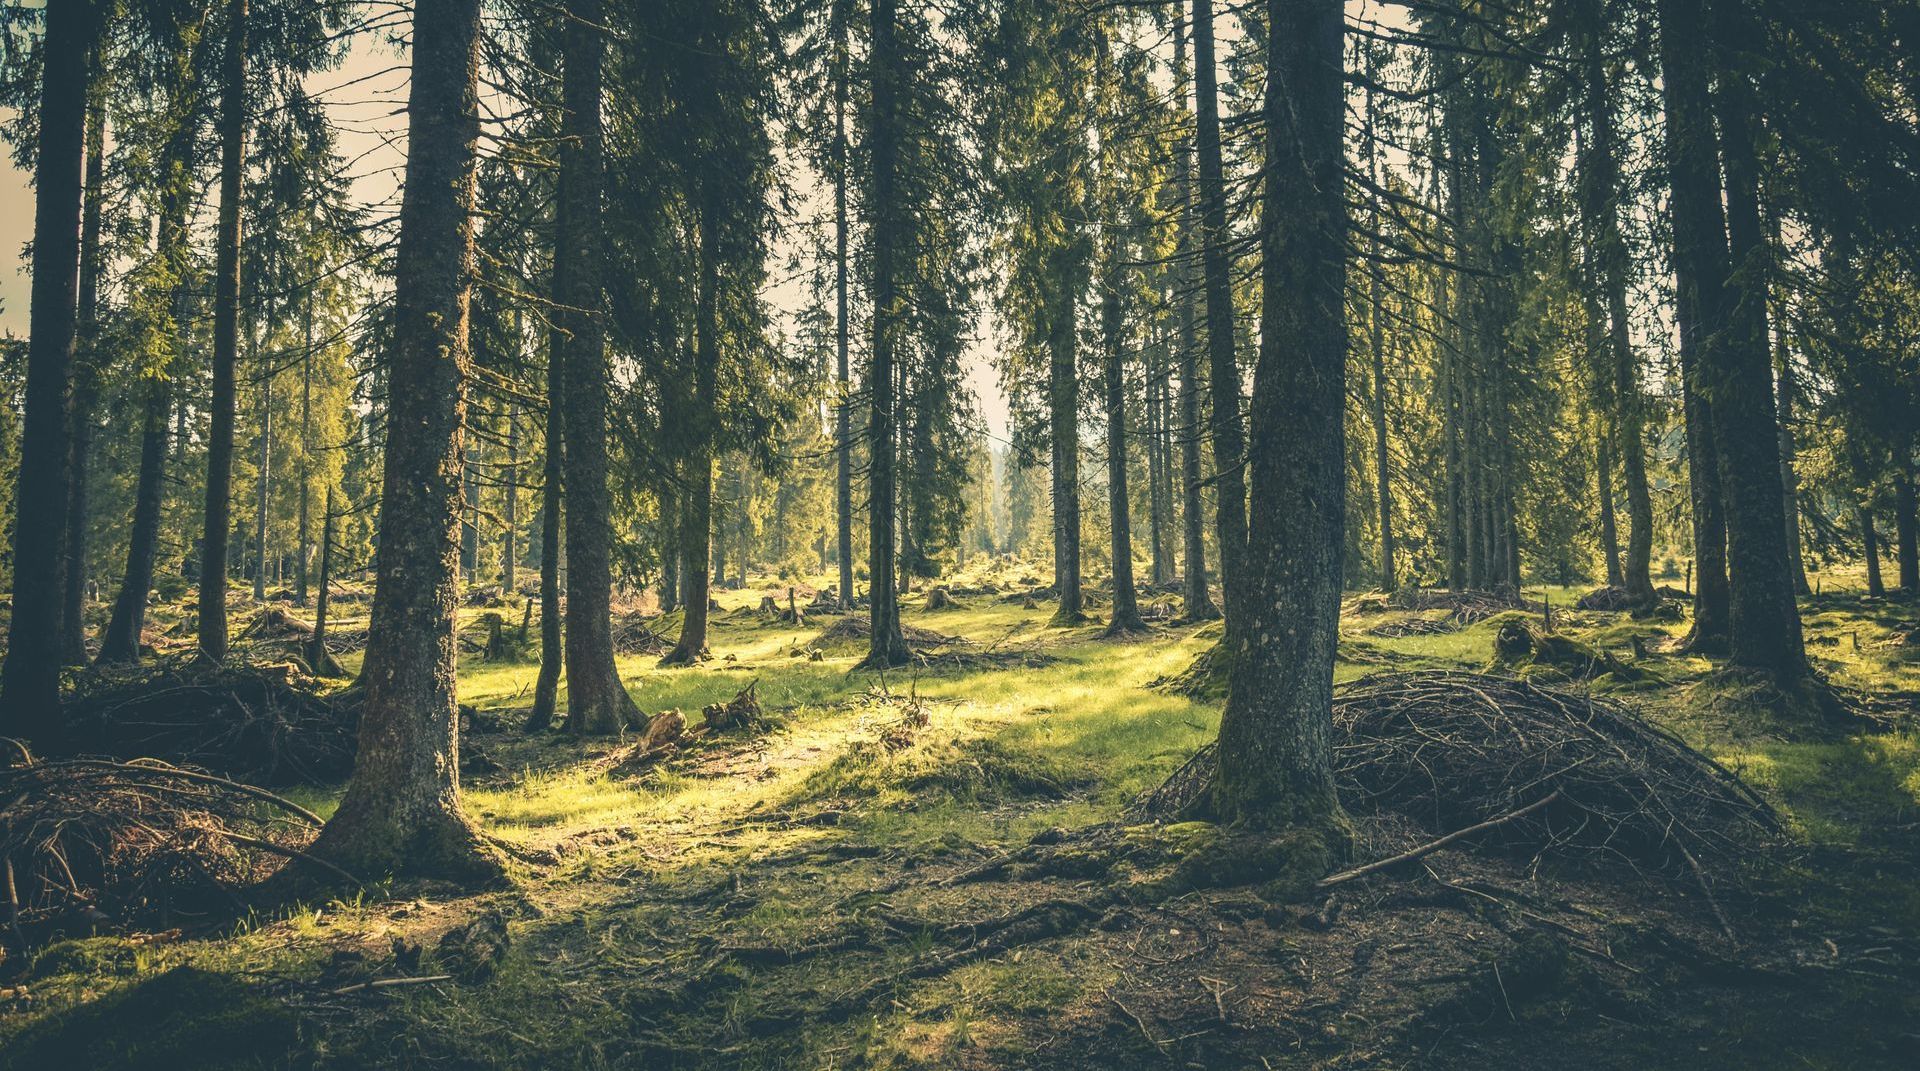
top-left (4, 566), bottom-right (1919, 1069)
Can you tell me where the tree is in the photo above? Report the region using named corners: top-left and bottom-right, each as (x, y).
top-left (61, 72), bottom-right (108, 665)
top-left (1191, 0), bottom-right (1245, 629)
top-left (309, 0), bottom-right (506, 882)
top-left (1169, 13), bottom-right (1216, 622)
top-left (198, 0), bottom-right (248, 663)
top-left (860, 0), bottom-right (909, 667)
top-left (553, 0), bottom-right (632, 732)
top-left (0, 0), bottom-right (94, 739)
top-left (1209, 0), bottom-right (1346, 841)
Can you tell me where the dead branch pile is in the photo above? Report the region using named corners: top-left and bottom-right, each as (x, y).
top-left (1135, 671), bottom-right (1776, 881)
top-left (0, 754), bottom-right (336, 937)
top-left (1389, 587), bottom-right (1534, 624)
top-left (69, 657), bottom-right (358, 785)
top-left (1365, 614), bottom-right (1460, 638)
top-left (612, 613), bottom-right (671, 655)
top-left (812, 613), bottom-right (956, 650)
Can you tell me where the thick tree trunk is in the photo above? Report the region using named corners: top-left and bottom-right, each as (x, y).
top-left (552, 0), bottom-right (629, 730)
top-left (309, 0), bottom-right (504, 883)
top-left (1191, 0), bottom-right (1245, 632)
top-left (1707, 18), bottom-right (1808, 679)
top-left (1660, 0), bottom-right (1739, 658)
top-left (0, 0), bottom-right (90, 736)
top-left (1211, 0), bottom-right (1346, 840)
top-left (60, 88), bottom-right (107, 665)
top-left (198, 0), bottom-right (248, 663)
top-left (860, 0), bottom-right (910, 668)
top-left (1171, 14), bottom-right (1216, 622)
top-left (1773, 300), bottom-right (1810, 597)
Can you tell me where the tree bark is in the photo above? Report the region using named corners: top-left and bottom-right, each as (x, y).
top-left (308, 487), bottom-right (338, 675)
top-left (1660, 0), bottom-right (1738, 658)
top-left (309, 0), bottom-right (504, 883)
top-left (295, 294), bottom-right (314, 604)
top-left (1596, 433), bottom-right (1624, 586)
top-left (1191, 0), bottom-right (1245, 633)
top-left (60, 84), bottom-right (107, 665)
top-left (0, 0), bottom-right (91, 737)
top-left (1101, 224), bottom-right (1143, 636)
top-left (1897, 460), bottom-right (1919, 594)
top-left (503, 398), bottom-right (518, 595)
top-left (198, 0), bottom-right (248, 663)
top-left (833, 0), bottom-right (856, 612)
top-left (254, 371), bottom-right (272, 601)
top-left (1211, 0), bottom-right (1346, 838)
top-left (859, 0), bottom-right (910, 668)
top-left (1706, 8), bottom-right (1808, 679)
top-left (663, 203), bottom-right (721, 665)
top-left (1861, 503), bottom-right (1884, 597)
top-left (1171, 13), bottom-right (1217, 623)
top-left (527, 382), bottom-right (562, 730)
top-left (551, 0), bottom-right (629, 729)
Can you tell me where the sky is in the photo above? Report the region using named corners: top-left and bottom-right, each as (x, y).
top-left (0, 14), bottom-right (1014, 444)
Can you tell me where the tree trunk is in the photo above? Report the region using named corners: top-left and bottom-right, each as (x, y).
top-left (1706, 10), bottom-right (1808, 680)
top-left (861, 0), bottom-right (910, 667)
top-left (1660, 0), bottom-right (1736, 657)
top-left (295, 294), bottom-right (314, 604)
top-left (1772, 277), bottom-right (1810, 597)
top-left (198, 0), bottom-right (248, 663)
top-left (99, 383), bottom-right (172, 664)
top-left (0, 0), bottom-right (91, 737)
top-left (308, 487), bottom-right (338, 676)
top-left (1210, 0), bottom-right (1346, 842)
top-left (1191, 0), bottom-right (1245, 632)
top-left (1861, 503), bottom-right (1884, 597)
top-left (663, 203), bottom-right (721, 665)
top-left (1101, 224), bottom-right (1143, 636)
top-left (528, 340), bottom-right (564, 730)
top-left (309, 0), bottom-right (504, 883)
top-left (60, 85), bottom-right (107, 665)
top-left (503, 398), bottom-right (518, 595)
top-left (833, 0), bottom-right (856, 612)
top-left (1578, 32), bottom-right (1655, 607)
top-left (540, 0), bottom-right (635, 717)
top-left (1172, 13), bottom-right (1217, 622)
top-left (1897, 460), bottom-right (1919, 594)
top-left (1596, 433), bottom-right (1624, 586)
top-left (254, 372), bottom-right (272, 601)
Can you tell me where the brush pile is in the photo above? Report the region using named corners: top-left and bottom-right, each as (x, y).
top-left (69, 657), bottom-right (358, 785)
top-left (1365, 614), bottom-right (1460, 638)
top-left (1389, 587), bottom-right (1534, 624)
top-left (612, 613), bottom-right (671, 655)
top-left (0, 752), bottom-right (327, 937)
top-left (1137, 671), bottom-right (1777, 882)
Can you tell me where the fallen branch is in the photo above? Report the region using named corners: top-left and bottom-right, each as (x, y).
top-left (1317, 790), bottom-right (1564, 888)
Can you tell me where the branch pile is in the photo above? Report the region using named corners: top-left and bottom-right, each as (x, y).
top-left (69, 657), bottom-right (358, 785)
top-left (1136, 671), bottom-right (1777, 882)
top-left (1389, 588), bottom-right (1536, 624)
top-left (0, 754), bottom-right (335, 938)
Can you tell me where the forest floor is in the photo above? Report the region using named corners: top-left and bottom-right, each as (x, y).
top-left (4, 565), bottom-right (1920, 1069)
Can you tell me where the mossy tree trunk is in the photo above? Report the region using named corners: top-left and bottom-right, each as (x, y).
top-left (309, 0), bottom-right (504, 883)
top-left (1210, 0), bottom-right (1345, 839)
top-left (1171, 13), bottom-right (1216, 623)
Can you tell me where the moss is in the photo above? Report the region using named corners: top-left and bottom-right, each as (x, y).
top-left (27, 936), bottom-right (145, 981)
top-left (0, 967), bottom-right (299, 1071)
top-left (1162, 824), bottom-right (1342, 901)
top-left (798, 733), bottom-right (1092, 806)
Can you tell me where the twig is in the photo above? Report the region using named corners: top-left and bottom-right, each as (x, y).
top-left (62, 759), bottom-right (325, 826)
top-left (211, 829), bottom-right (363, 888)
top-left (1317, 790), bottom-right (1564, 888)
top-left (329, 974), bottom-right (453, 995)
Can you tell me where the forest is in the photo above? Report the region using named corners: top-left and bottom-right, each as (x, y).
top-left (0, 0), bottom-right (1917, 1066)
